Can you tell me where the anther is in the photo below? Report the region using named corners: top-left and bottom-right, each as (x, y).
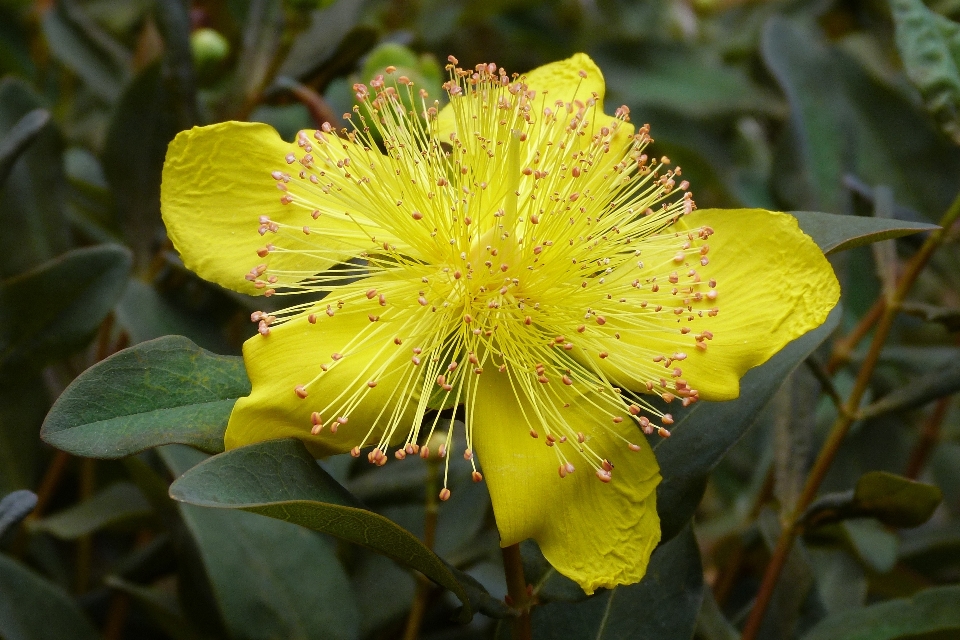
top-left (439, 488), bottom-right (451, 501)
top-left (294, 385), bottom-right (308, 399)
top-left (472, 471), bottom-right (483, 483)
top-left (463, 449), bottom-right (473, 460)
top-left (596, 469), bottom-right (612, 483)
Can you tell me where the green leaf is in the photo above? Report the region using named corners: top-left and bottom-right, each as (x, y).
top-left (0, 553), bottom-right (101, 640)
top-left (803, 471), bottom-right (943, 529)
top-left (530, 523), bottom-right (703, 640)
top-left (763, 18), bottom-right (960, 217)
top-left (655, 305), bottom-right (841, 541)
top-left (891, 0), bottom-right (960, 145)
top-left (41, 336), bottom-right (247, 458)
top-left (608, 52), bottom-right (785, 119)
top-left (114, 279), bottom-right (233, 353)
top-left (0, 108), bottom-right (49, 186)
top-left (791, 211), bottom-right (938, 255)
top-left (40, 0), bottom-right (129, 104)
top-left (28, 482), bottom-right (153, 540)
top-left (0, 79), bottom-right (70, 278)
top-left (0, 371), bottom-right (49, 495)
top-left (800, 585), bottom-right (960, 640)
top-left (168, 438), bottom-right (476, 622)
top-left (900, 301), bottom-right (960, 331)
top-left (102, 62), bottom-right (184, 261)
top-left (159, 445), bottom-right (361, 640)
top-left (859, 357), bottom-right (960, 419)
top-left (105, 575), bottom-right (209, 640)
top-left (0, 490), bottom-right (37, 539)
top-left (0, 245), bottom-right (132, 370)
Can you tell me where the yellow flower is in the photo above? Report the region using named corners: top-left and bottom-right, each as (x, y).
top-left (160, 53), bottom-right (839, 593)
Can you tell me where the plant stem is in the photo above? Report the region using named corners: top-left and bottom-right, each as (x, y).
top-left (401, 458), bottom-right (440, 640)
top-left (741, 191), bottom-right (960, 640)
top-left (502, 544), bottom-right (533, 640)
top-left (904, 396), bottom-right (950, 480)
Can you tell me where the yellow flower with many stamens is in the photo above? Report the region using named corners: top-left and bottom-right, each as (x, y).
top-left (160, 53), bottom-right (839, 593)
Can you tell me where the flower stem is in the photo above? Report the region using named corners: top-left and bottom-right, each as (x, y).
top-left (401, 457), bottom-right (440, 640)
top-left (502, 543), bottom-right (533, 640)
top-left (741, 191), bottom-right (960, 640)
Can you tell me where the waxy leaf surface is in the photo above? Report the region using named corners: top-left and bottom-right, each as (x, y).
top-left (168, 438), bottom-right (476, 621)
top-left (41, 335), bottom-right (248, 458)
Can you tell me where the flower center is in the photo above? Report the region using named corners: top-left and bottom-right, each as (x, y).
top-left (244, 58), bottom-right (718, 497)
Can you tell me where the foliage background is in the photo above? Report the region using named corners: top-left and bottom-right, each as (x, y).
top-left (1, 0), bottom-right (960, 638)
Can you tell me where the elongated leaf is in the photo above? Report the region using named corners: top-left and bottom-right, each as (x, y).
top-left (41, 336), bottom-right (247, 458)
top-left (791, 211), bottom-right (937, 255)
top-left (168, 438), bottom-right (476, 622)
top-left (0, 79), bottom-right (69, 277)
top-left (655, 306), bottom-right (841, 541)
top-left (0, 108), bottom-right (48, 186)
top-left (530, 523), bottom-right (703, 640)
top-left (803, 471), bottom-right (942, 530)
top-left (41, 1), bottom-right (129, 103)
top-left (900, 301), bottom-right (960, 331)
top-left (29, 482), bottom-right (153, 539)
top-left (0, 245), bottom-right (132, 370)
top-left (801, 585), bottom-right (960, 640)
top-left (764, 18), bottom-right (960, 217)
top-left (891, 0), bottom-right (960, 145)
top-left (159, 444), bottom-right (359, 640)
top-left (859, 357), bottom-right (960, 419)
top-left (105, 575), bottom-right (208, 640)
top-left (0, 490), bottom-right (37, 538)
top-left (0, 554), bottom-right (101, 640)
top-left (102, 62), bottom-right (183, 261)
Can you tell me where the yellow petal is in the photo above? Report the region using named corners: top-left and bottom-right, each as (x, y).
top-left (588, 208), bottom-right (840, 401)
top-left (161, 122), bottom-right (394, 294)
top-left (226, 293), bottom-right (421, 457)
top-left (435, 52), bottom-right (634, 143)
top-left (471, 369), bottom-right (661, 594)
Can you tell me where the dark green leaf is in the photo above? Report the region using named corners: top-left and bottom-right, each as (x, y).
top-left (655, 305), bottom-right (841, 541)
top-left (757, 508), bottom-right (815, 639)
top-left (800, 585), bottom-right (960, 640)
top-left (277, 0), bottom-right (367, 83)
top-left (153, 0), bottom-right (198, 126)
top-left (522, 540), bottom-right (588, 604)
top-left (764, 18), bottom-right (960, 217)
top-left (160, 445), bottom-right (361, 640)
top-left (791, 210), bottom-right (938, 255)
top-left (0, 490), bottom-right (37, 539)
top-left (0, 108), bottom-right (49, 186)
top-left (803, 471), bottom-right (943, 529)
top-left (114, 279), bottom-right (233, 353)
top-left (29, 482), bottom-right (153, 540)
top-left (900, 301), bottom-right (960, 331)
top-left (891, 0), bottom-right (960, 145)
top-left (105, 575), bottom-right (210, 640)
top-left (168, 438), bottom-right (476, 622)
top-left (40, 1), bottom-right (129, 104)
top-left (0, 371), bottom-right (49, 496)
top-left (102, 62), bottom-right (184, 261)
top-left (607, 53), bottom-right (784, 119)
top-left (0, 79), bottom-right (70, 277)
top-left (859, 357), bottom-right (960, 419)
top-left (531, 523), bottom-right (703, 640)
top-left (41, 335), bottom-right (247, 458)
top-left (0, 245), bottom-right (132, 370)
top-left (0, 554), bottom-right (101, 640)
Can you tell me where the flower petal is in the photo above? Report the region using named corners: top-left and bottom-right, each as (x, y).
top-left (589, 208), bottom-right (840, 401)
top-left (435, 52), bottom-right (633, 144)
top-left (471, 369), bottom-right (661, 594)
top-left (226, 296), bottom-right (421, 457)
top-left (161, 122), bottom-right (397, 294)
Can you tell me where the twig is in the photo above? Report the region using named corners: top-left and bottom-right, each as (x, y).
top-left (804, 357), bottom-right (849, 418)
top-left (741, 189), bottom-right (960, 640)
top-left (904, 397), bottom-right (950, 480)
top-left (401, 457), bottom-right (440, 640)
top-left (502, 544), bottom-right (533, 640)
